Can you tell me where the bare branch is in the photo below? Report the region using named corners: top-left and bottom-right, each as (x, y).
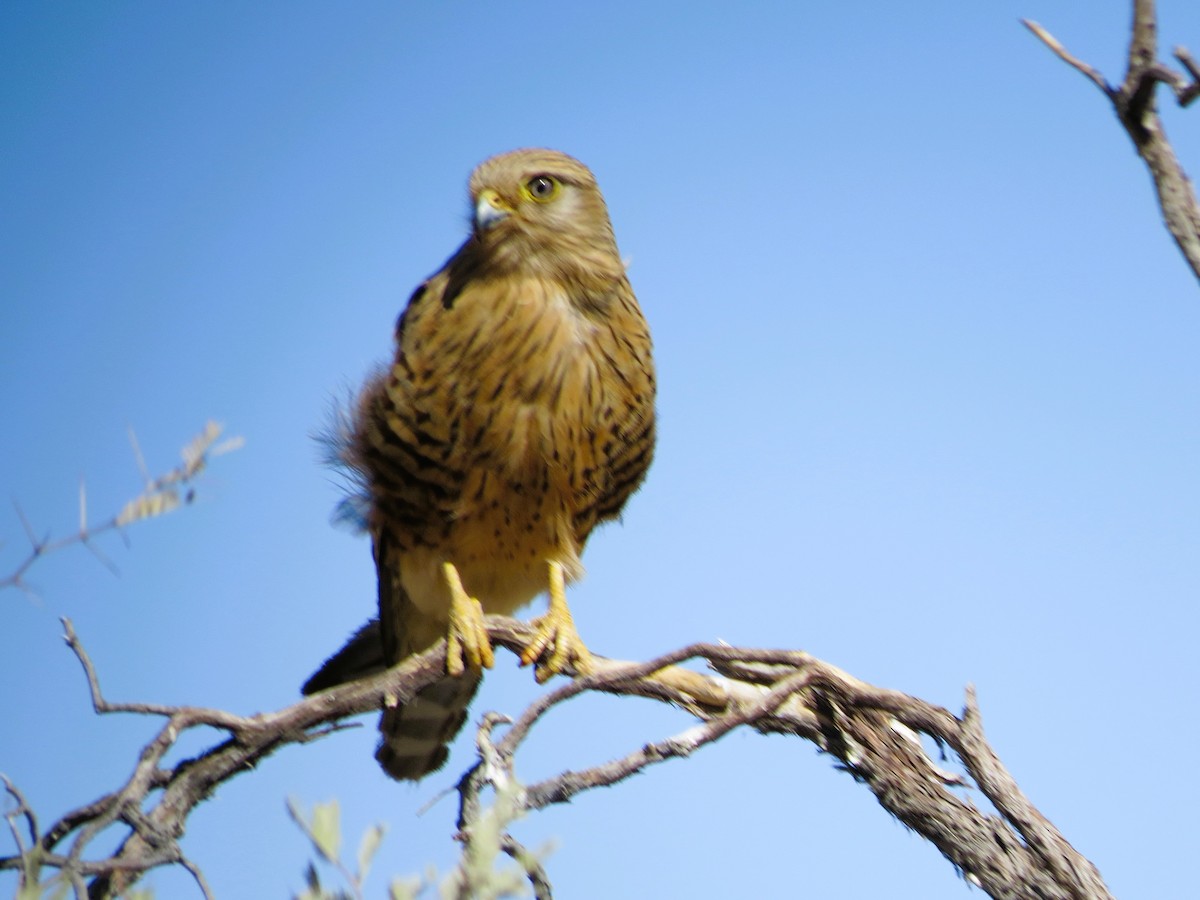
top-left (499, 836), bottom-right (552, 900)
top-left (2, 614), bottom-right (465, 897)
top-left (177, 855), bottom-right (215, 900)
top-left (2, 616), bottom-right (1112, 900)
top-left (1, 775), bottom-right (38, 871)
top-left (955, 688), bottom-right (1109, 897)
top-left (1021, 19), bottom-right (1112, 95)
top-left (1024, 4), bottom-right (1200, 281)
top-left (480, 633), bottom-right (1114, 900)
top-left (1175, 46), bottom-right (1200, 104)
top-left (1129, 0), bottom-right (1160, 78)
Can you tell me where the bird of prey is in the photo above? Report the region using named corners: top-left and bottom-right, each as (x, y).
top-left (303, 148), bottom-right (656, 780)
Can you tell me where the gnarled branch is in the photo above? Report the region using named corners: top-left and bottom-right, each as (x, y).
top-left (2, 617), bottom-right (1111, 899)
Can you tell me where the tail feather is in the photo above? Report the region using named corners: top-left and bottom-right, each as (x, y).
top-left (302, 619), bottom-right (386, 695)
top-left (376, 671), bottom-right (481, 780)
top-left (302, 617), bottom-right (480, 781)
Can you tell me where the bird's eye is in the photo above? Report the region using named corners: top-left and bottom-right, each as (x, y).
top-left (525, 175), bottom-right (559, 202)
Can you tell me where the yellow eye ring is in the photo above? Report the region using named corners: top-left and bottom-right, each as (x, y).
top-left (525, 175), bottom-right (559, 202)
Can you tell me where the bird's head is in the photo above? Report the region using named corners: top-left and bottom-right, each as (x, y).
top-left (466, 148), bottom-right (623, 284)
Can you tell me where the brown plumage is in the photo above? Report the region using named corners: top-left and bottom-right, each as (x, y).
top-left (303, 148), bottom-right (656, 780)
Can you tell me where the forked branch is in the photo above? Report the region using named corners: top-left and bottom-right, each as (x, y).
top-left (1024, 1), bottom-right (1200, 280)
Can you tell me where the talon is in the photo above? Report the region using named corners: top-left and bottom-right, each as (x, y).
top-left (521, 560), bottom-right (594, 682)
top-left (442, 562), bottom-right (495, 676)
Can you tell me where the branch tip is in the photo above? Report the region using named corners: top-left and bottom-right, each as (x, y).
top-left (1023, 17), bottom-right (1112, 95)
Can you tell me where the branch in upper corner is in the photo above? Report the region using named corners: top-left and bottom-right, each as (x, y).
top-left (1023, 5), bottom-right (1200, 282)
top-left (0, 421), bottom-right (243, 596)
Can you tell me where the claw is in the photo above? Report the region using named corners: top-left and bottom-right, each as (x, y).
top-left (442, 562), bottom-right (495, 676)
top-left (521, 560), bottom-right (594, 683)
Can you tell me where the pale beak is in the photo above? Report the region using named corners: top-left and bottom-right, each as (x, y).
top-left (474, 188), bottom-right (511, 233)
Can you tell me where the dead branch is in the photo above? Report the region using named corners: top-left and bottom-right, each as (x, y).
top-left (1, 616), bottom-right (1111, 899)
top-left (1024, 1), bottom-right (1200, 281)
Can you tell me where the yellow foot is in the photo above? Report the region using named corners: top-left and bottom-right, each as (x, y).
top-left (442, 562), bottom-right (495, 677)
top-left (521, 560), bottom-right (595, 683)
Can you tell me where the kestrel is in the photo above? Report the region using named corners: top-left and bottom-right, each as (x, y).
top-left (303, 149), bottom-right (656, 780)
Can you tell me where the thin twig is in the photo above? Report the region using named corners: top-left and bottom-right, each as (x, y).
top-left (178, 855), bottom-right (215, 900)
top-left (1022, 19), bottom-right (1113, 95)
top-left (1174, 46), bottom-right (1200, 105)
top-left (63, 617), bottom-right (198, 718)
top-left (499, 835), bottom-right (552, 900)
top-left (1, 775), bottom-right (37, 861)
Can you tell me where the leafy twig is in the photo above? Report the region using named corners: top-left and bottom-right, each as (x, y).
top-left (1, 421), bottom-right (243, 596)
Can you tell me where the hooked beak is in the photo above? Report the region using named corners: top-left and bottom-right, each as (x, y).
top-left (474, 188), bottom-right (511, 233)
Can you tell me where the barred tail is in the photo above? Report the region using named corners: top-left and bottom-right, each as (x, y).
top-left (376, 671), bottom-right (480, 780)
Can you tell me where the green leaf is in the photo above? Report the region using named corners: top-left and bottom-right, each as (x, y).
top-left (389, 875), bottom-right (423, 900)
top-left (310, 799), bottom-right (342, 863)
top-left (356, 823), bottom-right (386, 881)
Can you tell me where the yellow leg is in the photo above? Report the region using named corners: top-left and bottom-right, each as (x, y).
top-left (521, 560), bottom-right (595, 683)
top-left (442, 562), bottom-right (495, 677)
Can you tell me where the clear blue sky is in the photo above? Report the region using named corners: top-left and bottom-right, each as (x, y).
top-left (3, 2), bottom-right (1199, 897)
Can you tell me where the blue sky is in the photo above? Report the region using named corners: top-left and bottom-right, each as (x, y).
top-left (3, 2), bottom-right (1198, 897)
